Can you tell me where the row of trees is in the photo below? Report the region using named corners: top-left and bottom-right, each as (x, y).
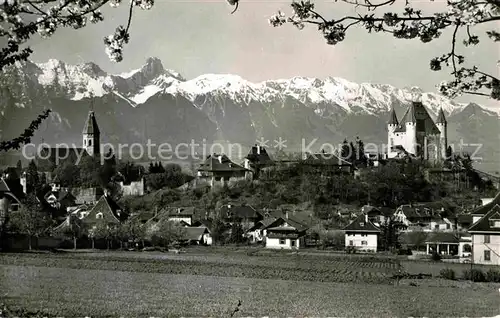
top-left (5, 193), bottom-right (188, 250)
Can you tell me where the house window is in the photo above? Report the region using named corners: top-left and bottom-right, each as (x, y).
top-left (361, 241), bottom-right (367, 245)
top-left (359, 222), bottom-right (365, 227)
top-left (434, 224), bottom-right (439, 229)
top-left (96, 212), bottom-right (103, 219)
top-left (484, 235), bottom-right (490, 244)
top-left (484, 250), bottom-right (491, 261)
top-left (89, 139), bottom-right (92, 146)
top-left (446, 224), bottom-right (450, 229)
top-left (291, 240), bottom-right (296, 247)
top-left (279, 239), bottom-right (285, 245)
top-left (349, 240), bottom-right (353, 246)
top-left (491, 221), bottom-right (500, 228)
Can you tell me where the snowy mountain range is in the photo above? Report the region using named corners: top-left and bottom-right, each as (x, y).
top-left (0, 57), bottom-right (498, 171)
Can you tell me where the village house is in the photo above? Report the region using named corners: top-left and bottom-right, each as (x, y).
top-left (43, 189), bottom-right (76, 210)
top-left (196, 154), bottom-right (250, 187)
top-left (344, 214), bottom-right (380, 252)
top-left (162, 207), bottom-right (196, 225)
top-left (81, 193), bottom-right (128, 228)
top-left (394, 203), bottom-right (455, 232)
top-left (263, 215), bottom-right (308, 250)
top-left (220, 204), bottom-right (263, 229)
top-left (361, 205), bottom-right (393, 226)
top-left (180, 227), bottom-right (212, 246)
top-left (468, 191), bottom-right (500, 265)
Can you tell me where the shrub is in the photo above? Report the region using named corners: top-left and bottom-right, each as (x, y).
top-left (439, 268), bottom-right (455, 280)
top-left (431, 252), bottom-right (441, 262)
top-left (486, 268), bottom-right (500, 282)
top-left (463, 269), bottom-right (486, 282)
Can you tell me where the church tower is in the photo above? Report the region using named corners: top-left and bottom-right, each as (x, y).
top-left (387, 108), bottom-right (398, 152)
top-left (82, 108), bottom-right (100, 157)
top-left (436, 108), bottom-right (448, 160)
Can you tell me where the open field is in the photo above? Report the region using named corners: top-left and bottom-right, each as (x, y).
top-left (1, 251), bottom-right (500, 317)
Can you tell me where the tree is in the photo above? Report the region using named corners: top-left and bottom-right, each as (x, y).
top-left (155, 219), bottom-right (186, 247)
top-left (211, 218), bottom-right (228, 245)
top-left (9, 194), bottom-right (52, 250)
top-left (89, 220), bottom-right (116, 250)
top-left (229, 223), bottom-right (245, 244)
top-left (53, 214), bottom-right (87, 250)
top-left (269, 0), bottom-right (500, 100)
top-left (0, 1), bottom-right (239, 70)
top-left (0, 110), bottom-right (51, 152)
top-left (378, 216), bottom-right (407, 251)
top-left (25, 160), bottom-right (39, 195)
top-left (121, 217), bottom-right (146, 249)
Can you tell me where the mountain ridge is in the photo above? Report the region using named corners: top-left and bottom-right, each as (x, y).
top-left (0, 57), bottom-right (498, 173)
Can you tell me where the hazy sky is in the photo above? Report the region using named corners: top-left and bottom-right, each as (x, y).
top-left (26, 0), bottom-right (499, 108)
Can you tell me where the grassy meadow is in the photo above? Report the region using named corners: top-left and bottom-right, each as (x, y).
top-left (1, 250), bottom-right (500, 317)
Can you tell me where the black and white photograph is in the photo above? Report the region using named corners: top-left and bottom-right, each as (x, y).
top-left (0, 0), bottom-right (499, 316)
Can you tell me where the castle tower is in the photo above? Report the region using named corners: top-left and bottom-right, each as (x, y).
top-left (82, 108), bottom-right (100, 157)
top-left (436, 108), bottom-right (448, 160)
top-left (405, 102), bottom-right (418, 156)
top-left (387, 108), bottom-right (399, 154)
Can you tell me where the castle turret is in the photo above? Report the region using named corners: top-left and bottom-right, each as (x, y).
top-left (405, 102), bottom-right (418, 156)
top-left (82, 110), bottom-right (100, 157)
top-left (387, 108), bottom-right (399, 151)
top-left (436, 108), bottom-right (448, 159)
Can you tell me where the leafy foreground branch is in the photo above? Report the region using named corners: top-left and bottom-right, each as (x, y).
top-left (269, 0), bottom-right (500, 100)
top-left (0, 0), bottom-right (239, 70)
top-left (0, 109), bottom-right (51, 152)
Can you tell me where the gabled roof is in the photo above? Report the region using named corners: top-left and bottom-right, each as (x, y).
top-left (83, 111), bottom-right (100, 135)
top-left (395, 203), bottom-right (445, 220)
top-left (470, 191), bottom-right (500, 216)
top-left (469, 192), bottom-right (500, 233)
top-left (437, 108), bottom-right (447, 124)
top-left (83, 194), bottom-right (127, 225)
top-left (393, 102), bottom-right (441, 135)
top-left (221, 205), bottom-right (262, 220)
top-left (181, 227), bottom-right (210, 241)
top-left (247, 217), bottom-right (278, 232)
top-left (343, 214), bottom-right (380, 232)
top-left (425, 232), bottom-right (459, 244)
top-left (388, 108), bottom-right (399, 125)
top-left (0, 178), bottom-right (11, 192)
top-left (262, 217), bottom-right (308, 232)
top-left (198, 154), bottom-right (248, 172)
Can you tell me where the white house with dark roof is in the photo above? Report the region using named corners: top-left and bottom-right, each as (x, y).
top-left (468, 191), bottom-right (500, 265)
top-left (263, 216), bottom-right (308, 249)
top-left (344, 214), bottom-right (381, 252)
top-left (387, 101), bottom-right (447, 160)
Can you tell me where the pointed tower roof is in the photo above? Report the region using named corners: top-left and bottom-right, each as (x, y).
top-left (388, 108), bottom-right (399, 125)
top-left (403, 102), bottom-right (417, 124)
top-left (83, 111), bottom-right (100, 135)
top-left (437, 108), bottom-right (447, 124)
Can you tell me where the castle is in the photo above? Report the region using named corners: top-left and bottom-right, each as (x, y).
top-left (387, 101), bottom-right (448, 160)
